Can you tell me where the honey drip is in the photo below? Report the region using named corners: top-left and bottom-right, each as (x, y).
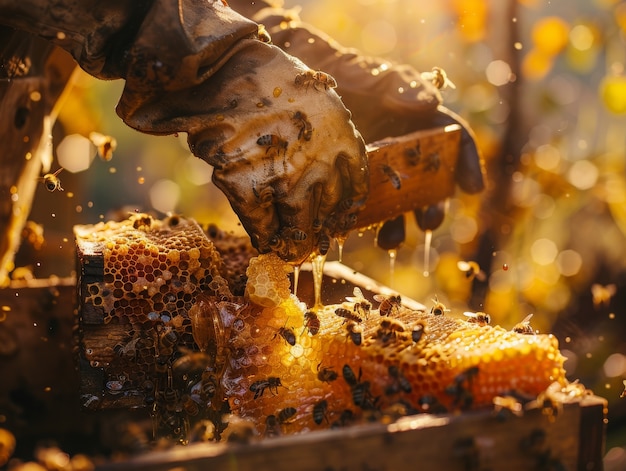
top-left (292, 265), bottom-right (300, 296)
top-left (423, 229), bottom-right (432, 277)
top-left (311, 253), bottom-right (327, 309)
top-left (336, 235), bottom-right (347, 262)
top-left (388, 249), bottom-right (397, 288)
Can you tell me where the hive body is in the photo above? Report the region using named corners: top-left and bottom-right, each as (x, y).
top-left (74, 215), bottom-right (566, 440)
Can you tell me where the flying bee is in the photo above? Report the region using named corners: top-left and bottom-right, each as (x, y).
top-left (421, 66), bottom-right (456, 90)
top-left (89, 131), bottom-right (117, 161)
top-left (303, 310), bottom-right (320, 336)
top-left (335, 307), bottom-right (362, 324)
top-left (346, 287), bottom-right (372, 319)
top-left (430, 295), bottom-right (450, 316)
top-left (411, 321), bottom-right (426, 343)
top-left (345, 321), bottom-right (363, 346)
top-left (295, 69), bottom-right (337, 91)
top-left (291, 110), bottom-right (313, 141)
top-left (317, 363), bottom-right (338, 383)
top-left (457, 260), bottom-right (486, 282)
top-left (39, 168), bottom-right (64, 192)
top-left (463, 311), bottom-right (491, 327)
top-left (512, 314), bottom-right (535, 335)
top-left (273, 319), bottom-right (296, 346)
top-left (591, 283), bottom-right (616, 309)
top-left (374, 294), bottom-right (402, 316)
top-left (257, 133), bottom-right (288, 156)
top-left (277, 406), bottom-right (297, 424)
top-left (249, 377), bottom-right (283, 399)
top-left (312, 399), bottom-right (329, 425)
top-left (380, 164), bottom-right (405, 190)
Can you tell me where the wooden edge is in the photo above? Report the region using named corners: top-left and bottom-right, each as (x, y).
top-left (95, 400), bottom-right (595, 471)
top-left (577, 395), bottom-right (608, 471)
top-left (357, 125), bottom-right (461, 229)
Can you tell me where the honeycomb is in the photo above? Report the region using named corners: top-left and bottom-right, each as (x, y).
top-left (225, 254), bottom-right (567, 435)
top-left (75, 215), bottom-right (568, 443)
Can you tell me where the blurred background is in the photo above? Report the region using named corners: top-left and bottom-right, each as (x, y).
top-left (15, 0), bottom-right (626, 465)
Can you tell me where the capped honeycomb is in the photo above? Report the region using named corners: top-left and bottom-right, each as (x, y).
top-left (221, 254), bottom-right (567, 435)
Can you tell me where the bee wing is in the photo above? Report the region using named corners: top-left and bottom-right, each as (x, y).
top-left (373, 294), bottom-right (386, 302)
top-left (463, 311), bottom-right (476, 318)
top-left (521, 313), bottom-right (534, 323)
top-left (353, 287), bottom-right (365, 299)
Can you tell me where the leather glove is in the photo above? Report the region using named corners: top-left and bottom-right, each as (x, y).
top-left (233, 1), bottom-right (485, 240)
top-left (0, 0), bottom-right (369, 265)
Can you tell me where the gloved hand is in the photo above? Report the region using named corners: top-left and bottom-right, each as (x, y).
top-left (234, 0), bottom-right (485, 239)
top-left (0, 0), bottom-right (369, 265)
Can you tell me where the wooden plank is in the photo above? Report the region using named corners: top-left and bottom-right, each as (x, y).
top-left (357, 125), bottom-right (461, 229)
top-left (95, 398), bottom-right (604, 471)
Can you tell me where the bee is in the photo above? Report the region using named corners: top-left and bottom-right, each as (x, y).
top-left (291, 110), bottom-right (313, 141)
top-left (172, 349), bottom-right (213, 378)
top-left (457, 260), bottom-right (486, 282)
top-left (424, 152), bottom-right (441, 172)
top-left (374, 294), bottom-right (402, 316)
top-left (181, 394), bottom-right (200, 416)
top-left (463, 311), bottom-right (491, 327)
top-left (278, 406), bottom-right (297, 424)
top-left (591, 283), bottom-right (616, 309)
top-left (493, 395), bottom-right (523, 418)
top-left (312, 399), bottom-right (329, 425)
top-left (249, 377), bottom-right (283, 399)
top-left (39, 168), bottom-right (64, 192)
top-left (331, 409), bottom-right (355, 429)
top-left (380, 164), bottom-right (404, 190)
top-left (387, 365), bottom-right (412, 394)
top-left (264, 415), bottom-right (281, 438)
top-left (257, 24), bottom-right (272, 43)
top-left (430, 295), bottom-right (450, 316)
top-left (411, 321), bottom-right (426, 343)
top-left (257, 134), bottom-right (288, 155)
top-left (200, 372), bottom-right (218, 399)
top-left (158, 329), bottom-right (178, 356)
top-left (268, 234), bottom-right (286, 252)
top-left (377, 317), bottom-right (406, 343)
top-left (288, 228), bottom-right (308, 241)
top-left (345, 321), bottom-right (363, 346)
top-left (252, 184), bottom-right (274, 209)
top-left (342, 364), bottom-right (360, 387)
top-left (303, 310), bottom-right (320, 336)
top-left (513, 314), bottom-right (535, 335)
top-left (421, 66), bottom-right (456, 90)
top-left (335, 307), bottom-right (362, 323)
top-left (317, 364), bottom-right (338, 383)
top-left (295, 69), bottom-right (337, 91)
top-left (346, 287), bottom-right (372, 319)
top-left (352, 380), bottom-right (377, 410)
top-left (312, 218), bottom-right (323, 233)
top-left (336, 198), bottom-right (354, 213)
top-left (404, 142), bottom-right (421, 166)
top-left (273, 319), bottom-right (296, 346)
top-left (317, 232), bottom-right (331, 255)
top-left (89, 131), bottom-right (117, 161)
